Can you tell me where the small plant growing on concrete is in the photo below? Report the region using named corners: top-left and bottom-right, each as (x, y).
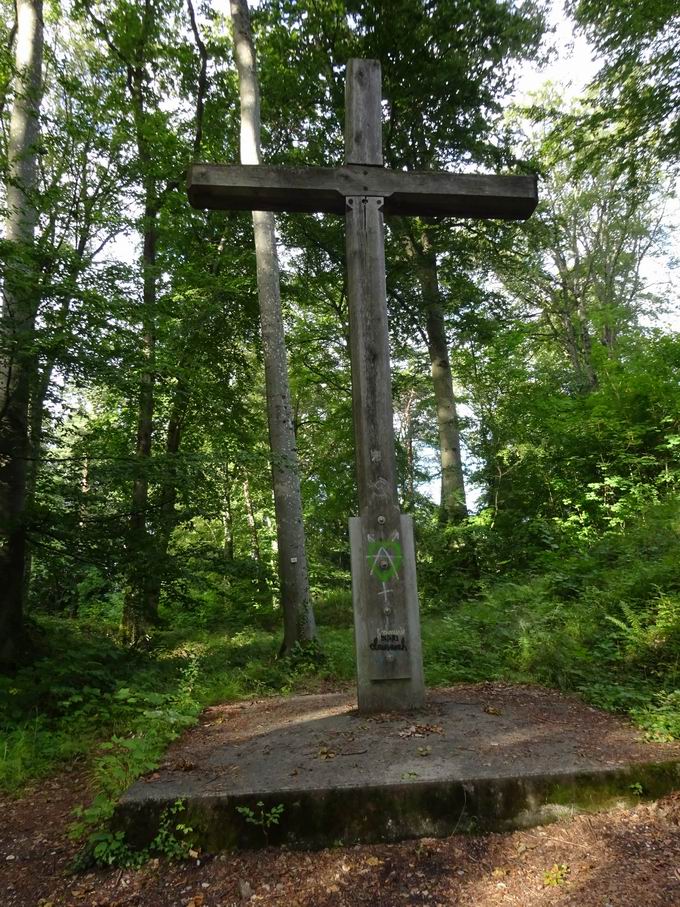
top-left (150, 799), bottom-right (195, 861)
top-left (72, 798), bottom-right (196, 869)
top-left (236, 801), bottom-right (285, 843)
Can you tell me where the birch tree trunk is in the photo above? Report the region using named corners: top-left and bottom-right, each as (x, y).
top-left (229, 0), bottom-right (316, 653)
top-left (0, 0), bottom-right (43, 667)
top-left (418, 250), bottom-right (467, 522)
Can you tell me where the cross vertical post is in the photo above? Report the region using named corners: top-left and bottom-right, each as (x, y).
top-left (345, 59), bottom-right (425, 712)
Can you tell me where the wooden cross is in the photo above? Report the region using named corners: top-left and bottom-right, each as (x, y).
top-left (187, 59), bottom-right (537, 713)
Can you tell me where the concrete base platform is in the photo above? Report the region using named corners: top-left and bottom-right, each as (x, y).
top-left (116, 684), bottom-right (680, 850)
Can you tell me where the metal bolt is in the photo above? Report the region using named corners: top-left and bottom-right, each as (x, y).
top-left (377, 515), bottom-right (385, 525)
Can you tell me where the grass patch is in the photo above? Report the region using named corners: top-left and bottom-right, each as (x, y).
top-left (0, 620), bottom-right (355, 796)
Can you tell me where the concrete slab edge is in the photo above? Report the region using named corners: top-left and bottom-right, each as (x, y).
top-left (114, 759), bottom-right (680, 852)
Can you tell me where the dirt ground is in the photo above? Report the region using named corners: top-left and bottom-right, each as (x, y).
top-left (2, 688), bottom-right (680, 907)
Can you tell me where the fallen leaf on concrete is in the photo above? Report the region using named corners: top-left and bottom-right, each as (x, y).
top-left (399, 723), bottom-right (443, 738)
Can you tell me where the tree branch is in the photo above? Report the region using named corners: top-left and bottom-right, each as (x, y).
top-left (186, 0), bottom-right (208, 159)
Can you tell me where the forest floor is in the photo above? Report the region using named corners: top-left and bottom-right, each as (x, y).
top-left (2, 706), bottom-right (680, 907)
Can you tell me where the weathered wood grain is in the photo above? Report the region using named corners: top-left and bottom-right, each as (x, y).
top-left (343, 58), bottom-right (424, 709)
top-left (345, 195), bottom-right (420, 703)
top-left (187, 163), bottom-right (538, 220)
top-left (350, 514), bottom-right (425, 711)
top-left (345, 197), bottom-right (396, 512)
top-left (345, 58), bottom-right (383, 166)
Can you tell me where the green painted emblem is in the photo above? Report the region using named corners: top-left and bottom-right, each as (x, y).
top-left (366, 538), bottom-right (403, 582)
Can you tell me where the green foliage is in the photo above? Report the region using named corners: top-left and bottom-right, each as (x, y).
top-left (0, 603), bottom-right (355, 797)
top-left (236, 800), bottom-right (285, 843)
top-left (73, 799), bottom-right (195, 869)
top-left (543, 863), bottom-right (570, 887)
top-left (417, 517), bottom-right (483, 606)
top-left (0, 619), bottom-right (205, 793)
top-left (149, 799), bottom-right (196, 862)
top-left (632, 691), bottom-right (680, 742)
top-left (313, 589), bottom-right (354, 629)
top-left (569, 0), bottom-right (680, 162)
top-left (421, 499), bottom-right (680, 736)
top-left (457, 328), bottom-right (680, 572)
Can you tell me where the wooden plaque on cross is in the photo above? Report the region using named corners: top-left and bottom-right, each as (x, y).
top-left (187, 59), bottom-right (537, 713)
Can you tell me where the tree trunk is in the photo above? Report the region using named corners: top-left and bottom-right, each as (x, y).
top-left (120, 41), bottom-right (161, 643)
top-left (0, 0), bottom-right (43, 668)
top-left (418, 250), bottom-right (467, 523)
top-left (242, 472), bottom-right (260, 562)
top-left (142, 382), bottom-right (185, 620)
top-left (121, 196), bottom-right (157, 643)
top-left (222, 466), bottom-right (234, 561)
top-left (24, 248), bottom-right (89, 607)
top-left (229, 0), bottom-right (316, 653)
top-left (22, 364), bottom-right (49, 611)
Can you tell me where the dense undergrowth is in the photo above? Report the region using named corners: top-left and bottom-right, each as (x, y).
top-left (1, 499), bottom-right (679, 860)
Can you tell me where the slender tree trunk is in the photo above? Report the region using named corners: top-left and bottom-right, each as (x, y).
top-left (143, 382), bottom-right (185, 620)
top-left (121, 195), bottom-right (157, 642)
top-left (22, 364), bottom-right (49, 610)
top-left (119, 37), bottom-right (161, 643)
top-left (404, 390), bottom-right (416, 508)
top-left (24, 260), bottom-right (87, 606)
top-left (576, 300), bottom-right (598, 390)
top-left (242, 472), bottom-right (260, 562)
top-left (230, 0), bottom-right (316, 653)
top-left (558, 307), bottom-right (597, 392)
top-left (0, 0), bottom-right (43, 668)
top-left (418, 250), bottom-right (467, 523)
top-left (222, 466), bottom-right (234, 561)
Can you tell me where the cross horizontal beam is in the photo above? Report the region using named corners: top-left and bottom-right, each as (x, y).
top-left (187, 163), bottom-right (538, 220)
